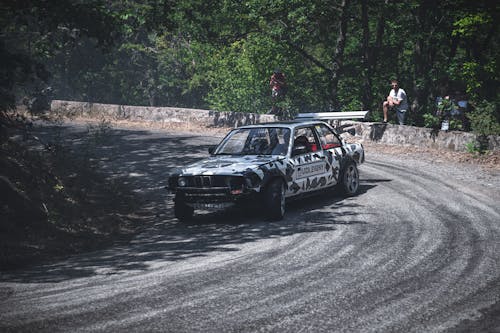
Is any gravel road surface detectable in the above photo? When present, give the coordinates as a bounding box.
[1,124,499,332]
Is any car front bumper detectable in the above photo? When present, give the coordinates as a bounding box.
[175,186,258,207]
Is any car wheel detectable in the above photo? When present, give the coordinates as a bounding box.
[174,193,194,221]
[339,161,359,196]
[264,178,285,221]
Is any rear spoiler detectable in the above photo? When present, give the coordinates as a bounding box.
[295,111,369,134]
[295,111,369,121]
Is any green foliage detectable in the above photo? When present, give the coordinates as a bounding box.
[467,100,500,136]
[1,0,499,132]
[461,62,482,98]
[204,37,271,113]
[465,141,485,155]
[452,13,492,37]
[465,134,492,154]
[436,98,456,116]
[449,119,463,131]
[424,97,467,131]
[424,115,465,132]
[0,0,117,111]
[423,113,440,128]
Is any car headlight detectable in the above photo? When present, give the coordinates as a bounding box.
[244,172,262,188]
[178,177,187,187]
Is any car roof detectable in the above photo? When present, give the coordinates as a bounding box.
[237,120,329,130]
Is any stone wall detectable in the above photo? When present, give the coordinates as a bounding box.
[51,100,499,152]
[50,100,276,128]
[348,122,499,152]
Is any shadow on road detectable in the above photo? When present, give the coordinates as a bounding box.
[1,124,386,283]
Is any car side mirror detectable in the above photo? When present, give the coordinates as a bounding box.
[292,145,308,156]
[208,146,216,154]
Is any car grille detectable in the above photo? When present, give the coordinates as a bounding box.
[183,175,244,188]
[177,176,247,203]
[194,176,217,187]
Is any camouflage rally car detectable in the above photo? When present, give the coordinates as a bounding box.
[167,113,366,221]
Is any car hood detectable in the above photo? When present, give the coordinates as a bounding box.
[180,155,285,176]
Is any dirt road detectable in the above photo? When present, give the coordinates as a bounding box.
[1,123,499,332]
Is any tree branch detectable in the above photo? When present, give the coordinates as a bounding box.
[284,40,332,74]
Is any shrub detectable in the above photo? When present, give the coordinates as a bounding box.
[423,113,440,128]
[467,100,500,136]
[465,100,500,153]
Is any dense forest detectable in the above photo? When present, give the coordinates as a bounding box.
[1,0,499,133]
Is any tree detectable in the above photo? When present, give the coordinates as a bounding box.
[4,0,496,132]
[359,0,388,113]
[0,0,116,112]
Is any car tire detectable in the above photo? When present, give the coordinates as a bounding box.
[174,193,194,222]
[264,178,286,221]
[338,160,359,196]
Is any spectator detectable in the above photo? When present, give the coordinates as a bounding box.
[270,69,287,100]
[382,79,408,125]
[269,69,287,115]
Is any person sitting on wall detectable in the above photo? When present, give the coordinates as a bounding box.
[382,79,408,125]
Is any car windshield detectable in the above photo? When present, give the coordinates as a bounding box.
[215,127,291,156]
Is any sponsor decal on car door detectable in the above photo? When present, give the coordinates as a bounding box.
[287,126,331,196]
[314,123,343,186]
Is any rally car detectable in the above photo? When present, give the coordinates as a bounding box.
[167,113,366,221]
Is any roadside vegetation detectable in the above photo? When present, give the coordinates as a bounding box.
[1,1,498,128]
[0,119,139,270]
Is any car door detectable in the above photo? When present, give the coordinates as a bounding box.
[286,126,331,196]
[314,123,343,186]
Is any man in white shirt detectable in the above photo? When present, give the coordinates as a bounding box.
[383,79,408,124]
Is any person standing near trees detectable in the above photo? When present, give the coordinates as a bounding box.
[270,68,287,99]
[382,79,408,124]
[269,69,287,114]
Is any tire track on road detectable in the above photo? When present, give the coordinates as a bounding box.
[1,127,499,332]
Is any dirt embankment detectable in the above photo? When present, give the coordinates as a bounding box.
[0,121,140,270]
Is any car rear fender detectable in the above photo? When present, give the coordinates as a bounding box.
[347,143,364,165]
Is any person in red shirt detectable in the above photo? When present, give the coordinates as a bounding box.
[270,69,287,100]
[269,69,287,115]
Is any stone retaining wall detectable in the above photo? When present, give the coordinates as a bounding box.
[348,122,499,152]
[51,100,499,152]
[51,100,276,128]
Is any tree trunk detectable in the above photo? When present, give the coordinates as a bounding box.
[360,0,387,112]
[372,0,388,74]
[329,0,350,111]
[411,0,434,120]
[360,0,371,111]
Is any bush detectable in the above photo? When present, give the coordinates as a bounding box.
[465,100,500,153]
[423,113,440,128]
[467,100,500,136]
